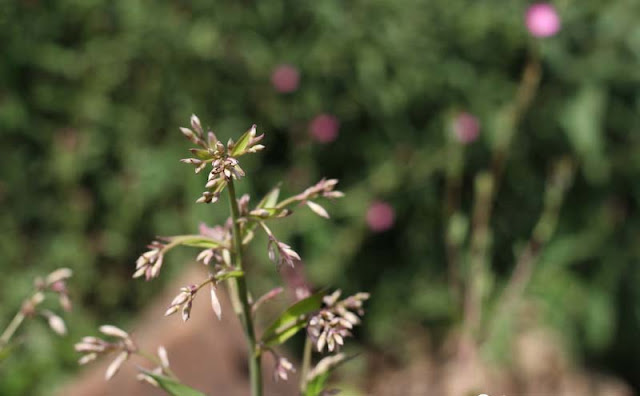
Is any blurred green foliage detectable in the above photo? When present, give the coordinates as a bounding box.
[1,0,640,394]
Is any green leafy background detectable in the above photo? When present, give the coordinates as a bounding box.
[1,0,640,394]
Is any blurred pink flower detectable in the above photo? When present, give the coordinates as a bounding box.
[309,114,340,143]
[525,3,561,38]
[453,112,480,144]
[271,64,300,93]
[366,201,395,232]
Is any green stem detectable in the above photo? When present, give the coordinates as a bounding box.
[227,179,262,396]
[299,336,313,394]
[0,311,25,346]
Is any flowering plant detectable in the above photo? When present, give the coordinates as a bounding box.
[76,115,369,396]
[0,268,72,359]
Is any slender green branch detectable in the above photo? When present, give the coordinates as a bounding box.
[227,179,263,396]
[0,311,26,346]
[299,336,313,393]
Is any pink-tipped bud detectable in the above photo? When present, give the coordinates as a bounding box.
[366,201,395,232]
[271,64,300,93]
[452,112,480,144]
[309,114,339,143]
[525,3,561,38]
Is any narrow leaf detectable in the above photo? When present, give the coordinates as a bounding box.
[215,270,244,282]
[263,320,308,347]
[230,124,255,157]
[189,148,211,160]
[248,208,291,220]
[169,235,224,249]
[257,186,281,209]
[304,372,330,396]
[261,290,324,346]
[139,370,207,396]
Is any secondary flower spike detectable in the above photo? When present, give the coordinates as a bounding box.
[525,3,561,38]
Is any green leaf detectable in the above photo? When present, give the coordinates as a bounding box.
[0,342,17,364]
[257,186,280,209]
[304,372,330,396]
[170,235,224,249]
[139,370,207,396]
[215,270,244,282]
[189,148,211,160]
[303,353,353,396]
[261,290,324,346]
[248,208,291,220]
[230,125,255,157]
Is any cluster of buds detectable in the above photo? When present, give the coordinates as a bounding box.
[164,275,222,322]
[164,284,198,322]
[299,178,344,200]
[197,222,232,266]
[40,268,73,312]
[133,240,167,280]
[307,290,370,353]
[179,115,264,204]
[74,325,137,380]
[267,238,301,268]
[272,354,295,382]
[16,268,74,338]
[260,222,301,268]
[296,179,344,218]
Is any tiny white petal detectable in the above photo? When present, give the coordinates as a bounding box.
[78,353,97,365]
[45,268,73,285]
[158,346,170,369]
[210,284,222,320]
[48,314,67,335]
[306,201,330,219]
[105,351,128,380]
[99,325,129,339]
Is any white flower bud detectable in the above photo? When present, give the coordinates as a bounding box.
[105,351,128,380]
[99,325,129,339]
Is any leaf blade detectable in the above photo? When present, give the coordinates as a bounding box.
[139,370,207,396]
[260,290,324,346]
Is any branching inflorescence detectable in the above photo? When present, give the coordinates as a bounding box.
[0,268,73,353]
[76,115,369,396]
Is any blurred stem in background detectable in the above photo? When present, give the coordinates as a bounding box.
[462,54,542,342]
[497,158,575,317]
[0,311,26,348]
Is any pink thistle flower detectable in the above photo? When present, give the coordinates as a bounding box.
[366,201,395,232]
[271,64,300,93]
[452,112,480,144]
[309,114,340,143]
[525,3,561,38]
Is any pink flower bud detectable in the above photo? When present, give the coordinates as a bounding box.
[525,3,561,38]
[271,64,300,93]
[366,201,395,232]
[309,114,340,143]
[452,112,480,144]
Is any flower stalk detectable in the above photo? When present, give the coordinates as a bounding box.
[75,115,368,396]
[227,178,263,396]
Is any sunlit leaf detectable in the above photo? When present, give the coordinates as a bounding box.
[261,290,324,346]
[230,125,255,157]
[257,186,281,209]
[139,370,206,396]
[168,235,224,249]
[248,208,291,220]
